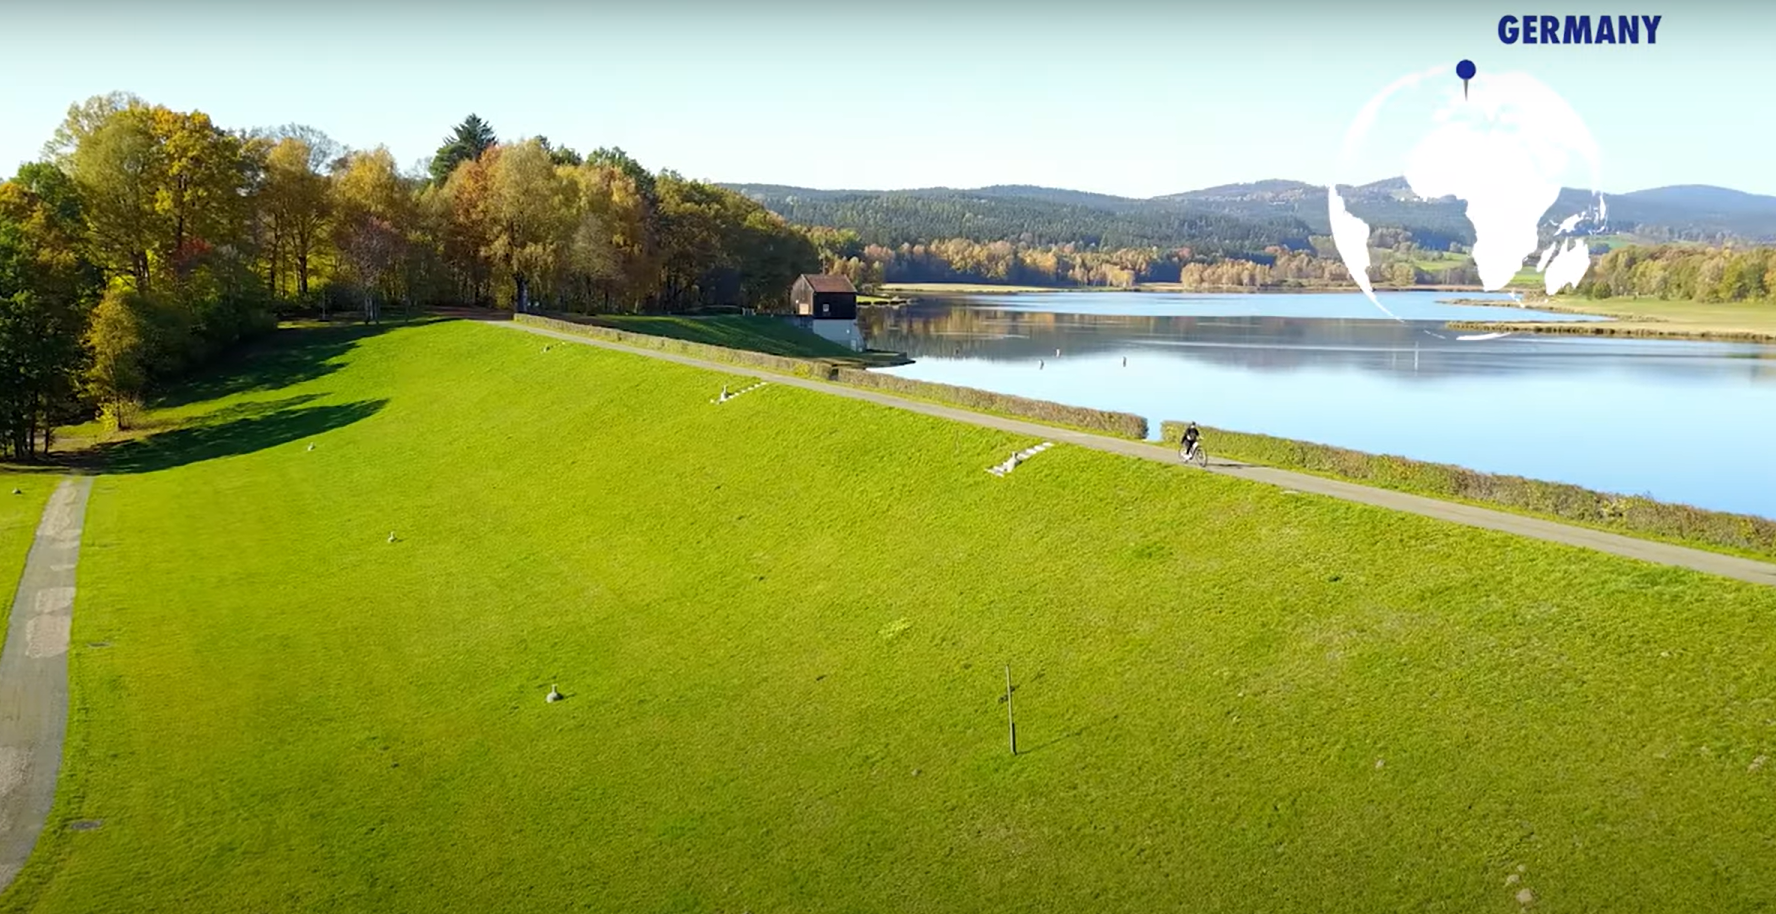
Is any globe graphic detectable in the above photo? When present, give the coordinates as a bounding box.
[1328,65,1608,300]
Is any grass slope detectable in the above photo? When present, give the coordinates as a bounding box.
[8,320,1776,913]
[585,314,861,358]
[0,472,57,648]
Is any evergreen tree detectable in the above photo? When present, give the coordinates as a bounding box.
[427,114,498,186]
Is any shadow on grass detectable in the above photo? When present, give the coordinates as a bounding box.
[89,399,389,474]
[1017,714,1119,756]
[152,322,406,410]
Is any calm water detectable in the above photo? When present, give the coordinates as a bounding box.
[861,291,1776,519]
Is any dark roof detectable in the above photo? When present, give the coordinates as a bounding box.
[797,274,857,294]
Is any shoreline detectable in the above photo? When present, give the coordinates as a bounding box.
[881,282,1517,296]
[873,288,1776,343]
[514,313,1775,560]
[1444,319,1776,343]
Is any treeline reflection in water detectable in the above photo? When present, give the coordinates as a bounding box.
[859,304,1776,384]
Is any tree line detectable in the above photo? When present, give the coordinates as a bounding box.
[1575,243,1776,302]
[804,228,1483,290]
[1,96,822,459]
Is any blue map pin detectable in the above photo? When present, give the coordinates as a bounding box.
[1457,59,1476,99]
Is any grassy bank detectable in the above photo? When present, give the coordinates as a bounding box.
[0,471,57,648]
[1448,296,1776,342]
[518,313,1148,440]
[7,318,1774,913]
[1160,421,1776,561]
[558,312,906,366]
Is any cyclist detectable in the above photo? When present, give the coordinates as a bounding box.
[1180,422,1202,462]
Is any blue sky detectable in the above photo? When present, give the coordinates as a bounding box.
[2,0,1769,197]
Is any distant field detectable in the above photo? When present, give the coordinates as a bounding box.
[0,471,57,651]
[1470,296,1776,340]
[1544,296,1776,329]
[7,319,1776,913]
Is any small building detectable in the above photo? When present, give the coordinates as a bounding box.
[790,274,858,320]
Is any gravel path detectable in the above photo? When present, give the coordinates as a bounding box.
[0,476,93,891]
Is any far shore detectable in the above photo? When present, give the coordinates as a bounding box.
[880,281,1526,296]
[872,285,1776,343]
[1442,295,1776,343]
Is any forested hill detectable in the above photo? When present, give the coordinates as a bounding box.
[724,179,1776,252]
[715,186,1314,255]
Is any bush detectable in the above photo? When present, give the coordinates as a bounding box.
[1159,421,1776,559]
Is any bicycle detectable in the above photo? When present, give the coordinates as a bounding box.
[1180,439,1208,468]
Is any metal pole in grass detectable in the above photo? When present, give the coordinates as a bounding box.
[1005,664,1017,755]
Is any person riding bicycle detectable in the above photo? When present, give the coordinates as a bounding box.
[1181,422,1202,461]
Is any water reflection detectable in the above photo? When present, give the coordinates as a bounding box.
[862,292,1776,518]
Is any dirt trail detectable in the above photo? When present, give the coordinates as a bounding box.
[0,476,93,891]
[508,320,1776,588]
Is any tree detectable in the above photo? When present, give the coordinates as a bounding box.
[83,289,151,429]
[147,108,252,277]
[262,136,332,297]
[586,147,655,202]
[68,102,161,290]
[258,124,341,174]
[565,158,653,311]
[722,194,819,310]
[43,91,143,162]
[481,140,572,313]
[537,136,583,168]
[428,114,497,186]
[332,147,411,322]
[653,173,729,309]
[439,154,497,305]
[0,164,99,457]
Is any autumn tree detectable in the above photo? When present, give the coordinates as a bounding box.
[332,147,411,322]
[653,172,728,309]
[67,101,161,290]
[83,289,162,429]
[480,140,572,313]
[259,127,337,297]
[147,108,252,277]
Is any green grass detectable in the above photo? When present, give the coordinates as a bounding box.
[579,314,875,360]
[8,319,1776,912]
[1543,296,1776,331]
[0,471,58,649]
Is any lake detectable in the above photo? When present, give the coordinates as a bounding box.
[860,291,1776,519]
